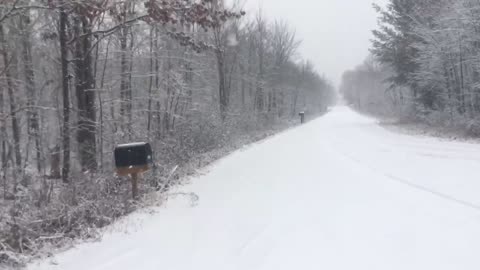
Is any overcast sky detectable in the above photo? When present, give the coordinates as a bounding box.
[239,0,386,88]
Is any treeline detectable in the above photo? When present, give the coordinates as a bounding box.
[0,0,334,265]
[342,0,480,133]
[340,56,394,117]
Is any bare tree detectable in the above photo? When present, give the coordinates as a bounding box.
[19,5,41,173]
[0,21,22,176]
[59,0,71,183]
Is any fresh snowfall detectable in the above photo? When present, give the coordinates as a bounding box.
[28,107,480,270]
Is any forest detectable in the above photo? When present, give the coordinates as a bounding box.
[341,0,480,136]
[0,0,335,266]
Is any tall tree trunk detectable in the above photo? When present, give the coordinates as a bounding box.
[163,44,172,134]
[147,26,155,137]
[119,2,135,137]
[216,49,228,121]
[19,9,42,173]
[154,31,161,139]
[256,43,265,113]
[128,29,135,127]
[247,41,254,110]
[239,63,246,110]
[59,1,71,183]
[119,26,127,125]
[98,37,111,171]
[0,74,7,198]
[74,16,97,172]
[0,23,22,174]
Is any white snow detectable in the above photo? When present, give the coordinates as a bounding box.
[28,106,480,270]
[116,142,148,148]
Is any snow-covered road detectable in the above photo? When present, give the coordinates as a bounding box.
[29,106,480,270]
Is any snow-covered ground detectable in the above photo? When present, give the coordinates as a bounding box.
[28,106,480,270]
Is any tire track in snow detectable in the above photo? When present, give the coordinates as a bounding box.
[329,141,480,212]
[382,171,480,212]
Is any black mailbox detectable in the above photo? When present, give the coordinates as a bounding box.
[114,142,153,169]
[299,112,305,124]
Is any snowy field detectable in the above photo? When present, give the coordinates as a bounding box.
[28,106,480,270]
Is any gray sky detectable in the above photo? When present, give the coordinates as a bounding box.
[240,0,386,88]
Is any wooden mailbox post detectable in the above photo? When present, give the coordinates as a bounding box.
[114,142,153,199]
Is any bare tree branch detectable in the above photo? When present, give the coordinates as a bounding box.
[0,0,51,24]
